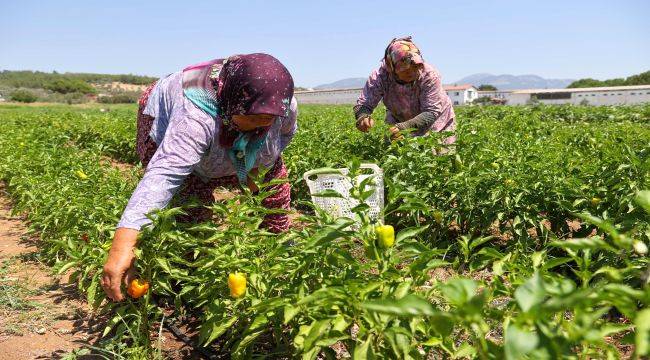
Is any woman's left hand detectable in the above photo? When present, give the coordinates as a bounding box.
[389,126,404,141]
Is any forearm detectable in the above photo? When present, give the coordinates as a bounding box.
[394,111,437,131]
[353,104,374,121]
[110,228,139,252]
[106,228,139,266]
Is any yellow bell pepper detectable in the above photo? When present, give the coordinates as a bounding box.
[228,272,247,298]
[375,225,395,249]
[75,170,88,180]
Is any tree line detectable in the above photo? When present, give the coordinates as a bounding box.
[568,70,650,88]
[0,70,157,94]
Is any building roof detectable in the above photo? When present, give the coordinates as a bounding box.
[512,84,650,94]
[477,90,514,94]
[443,84,476,91]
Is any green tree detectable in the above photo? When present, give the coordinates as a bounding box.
[568,70,650,88]
[9,89,38,103]
[478,84,497,91]
[44,78,96,94]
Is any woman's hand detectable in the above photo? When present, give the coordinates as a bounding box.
[389,126,404,141]
[101,228,139,301]
[356,116,375,132]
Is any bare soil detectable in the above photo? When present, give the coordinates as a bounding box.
[0,184,99,359]
[0,184,202,359]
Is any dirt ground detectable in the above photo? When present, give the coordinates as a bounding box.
[0,185,100,359]
[0,184,202,359]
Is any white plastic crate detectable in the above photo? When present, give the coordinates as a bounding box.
[303,163,384,223]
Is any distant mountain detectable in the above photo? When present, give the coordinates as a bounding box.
[314,77,367,90]
[455,73,575,90]
[314,73,576,91]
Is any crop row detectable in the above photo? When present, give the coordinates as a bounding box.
[0,104,648,358]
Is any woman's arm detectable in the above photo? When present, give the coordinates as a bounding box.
[102,113,214,301]
[118,114,214,230]
[354,68,385,127]
[101,228,139,301]
[394,68,453,133]
[393,111,438,131]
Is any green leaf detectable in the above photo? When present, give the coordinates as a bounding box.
[315,332,350,347]
[303,319,331,350]
[56,260,77,275]
[439,278,477,307]
[361,294,436,317]
[283,304,300,324]
[86,275,98,307]
[469,235,494,251]
[593,266,623,281]
[383,327,412,359]
[396,226,427,243]
[312,189,345,198]
[505,324,539,360]
[541,257,573,271]
[393,280,413,299]
[353,335,375,360]
[233,313,268,353]
[306,167,344,177]
[635,309,650,356]
[531,251,544,268]
[201,316,237,345]
[155,257,172,274]
[550,237,616,252]
[422,337,442,346]
[636,190,650,214]
[331,315,349,332]
[514,272,546,312]
[430,312,455,337]
[453,342,477,359]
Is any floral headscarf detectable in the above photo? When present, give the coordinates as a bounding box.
[181,54,294,184]
[384,36,424,75]
[182,53,294,146]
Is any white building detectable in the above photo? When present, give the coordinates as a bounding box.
[479,85,650,106]
[445,84,479,105]
[476,90,512,100]
[294,88,361,105]
[295,84,479,105]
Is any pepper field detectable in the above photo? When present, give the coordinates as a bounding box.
[0,103,649,359]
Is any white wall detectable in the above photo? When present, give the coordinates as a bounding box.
[506,93,532,105]
[446,90,463,105]
[466,89,479,103]
[501,88,650,105]
[446,88,478,105]
[477,91,511,99]
[294,86,650,106]
[570,89,650,105]
[295,88,361,104]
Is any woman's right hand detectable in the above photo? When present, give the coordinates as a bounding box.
[101,228,139,301]
[356,117,375,132]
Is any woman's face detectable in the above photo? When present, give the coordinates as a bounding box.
[395,63,422,83]
[231,114,276,131]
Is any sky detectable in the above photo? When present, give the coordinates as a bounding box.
[1,0,648,87]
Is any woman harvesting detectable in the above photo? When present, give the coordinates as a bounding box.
[102,53,297,301]
[354,36,456,144]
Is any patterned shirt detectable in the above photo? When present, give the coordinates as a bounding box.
[357,62,456,138]
[118,71,298,230]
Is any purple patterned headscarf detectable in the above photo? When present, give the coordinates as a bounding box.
[182,53,294,147]
[217,53,294,118]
